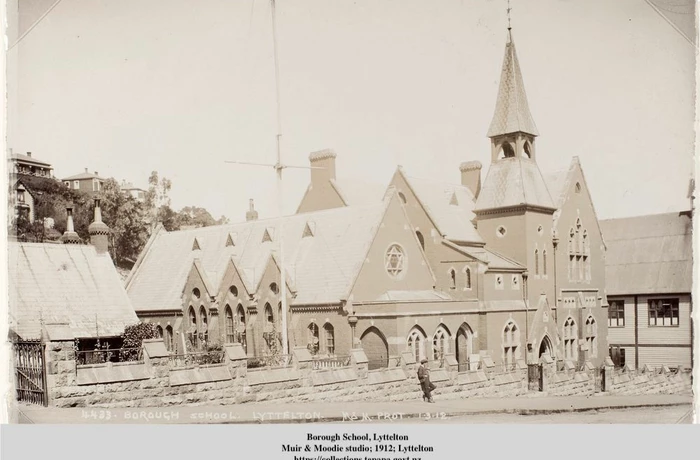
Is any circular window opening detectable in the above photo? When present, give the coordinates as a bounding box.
[269,282,279,295]
[230,285,238,297]
[192,288,201,299]
[385,244,406,278]
[398,192,407,204]
[497,226,507,237]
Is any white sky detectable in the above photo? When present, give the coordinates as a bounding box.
[5,0,696,221]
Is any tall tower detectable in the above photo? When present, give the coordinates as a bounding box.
[475,28,556,309]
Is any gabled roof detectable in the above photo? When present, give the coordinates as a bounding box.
[445,241,525,272]
[330,178,387,207]
[600,212,693,295]
[126,201,390,311]
[8,243,139,340]
[398,168,484,245]
[487,31,539,138]
[474,157,555,212]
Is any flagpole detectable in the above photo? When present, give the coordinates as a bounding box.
[270,0,289,355]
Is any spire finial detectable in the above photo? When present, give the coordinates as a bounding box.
[507,0,512,31]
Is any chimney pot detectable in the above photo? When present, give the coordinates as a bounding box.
[94,171,98,176]
[459,161,482,199]
[309,148,337,186]
[26,152,31,157]
[246,199,258,221]
[84,168,88,173]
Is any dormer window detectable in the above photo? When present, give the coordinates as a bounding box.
[262,228,273,243]
[302,222,315,238]
[192,237,201,251]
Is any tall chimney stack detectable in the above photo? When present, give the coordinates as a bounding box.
[459,161,482,199]
[26,152,31,158]
[89,199,110,254]
[59,206,81,244]
[309,149,336,187]
[246,199,258,221]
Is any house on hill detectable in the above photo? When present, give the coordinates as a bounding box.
[601,212,693,369]
[62,168,105,195]
[9,151,54,178]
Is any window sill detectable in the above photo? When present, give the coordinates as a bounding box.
[647,324,680,328]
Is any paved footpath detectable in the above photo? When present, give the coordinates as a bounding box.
[14,394,694,424]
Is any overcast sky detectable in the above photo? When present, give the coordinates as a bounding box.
[5,0,696,222]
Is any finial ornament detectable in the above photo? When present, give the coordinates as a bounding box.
[507,0,512,31]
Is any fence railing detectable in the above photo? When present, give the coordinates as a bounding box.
[76,348,143,366]
[246,354,293,370]
[312,355,351,370]
[169,350,226,368]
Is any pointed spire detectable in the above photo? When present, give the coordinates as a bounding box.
[487,30,539,138]
[89,199,110,254]
[60,205,81,244]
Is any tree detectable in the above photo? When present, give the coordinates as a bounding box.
[145,171,172,230]
[176,206,228,229]
[98,178,149,264]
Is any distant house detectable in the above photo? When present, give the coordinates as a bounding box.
[601,212,693,369]
[120,180,147,202]
[8,202,139,345]
[62,168,105,195]
[10,178,37,223]
[9,151,54,178]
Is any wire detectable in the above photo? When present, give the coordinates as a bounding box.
[8,0,65,51]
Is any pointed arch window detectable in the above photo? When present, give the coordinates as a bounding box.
[308,323,320,355]
[188,307,198,350]
[534,249,539,276]
[407,328,426,363]
[432,326,450,360]
[563,317,577,361]
[503,320,521,370]
[199,306,208,348]
[236,304,247,352]
[156,325,163,338]
[449,269,456,290]
[585,316,598,359]
[542,249,547,276]
[324,323,335,355]
[165,326,173,352]
[416,231,425,250]
[465,267,472,289]
[225,305,235,344]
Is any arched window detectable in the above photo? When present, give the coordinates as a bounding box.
[449,269,456,290]
[523,140,532,158]
[308,323,319,354]
[583,230,589,254]
[498,142,515,159]
[575,182,581,193]
[585,316,598,359]
[563,317,577,361]
[543,249,547,276]
[432,326,450,360]
[236,304,247,352]
[229,285,238,297]
[199,306,208,348]
[568,228,575,253]
[465,267,472,289]
[165,326,173,352]
[503,320,521,370]
[265,303,273,325]
[269,282,279,295]
[324,323,335,355]
[534,249,539,275]
[188,306,197,349]
[416,231,425,250]
[156,325,163,338]
[225,305,235,343]
[407,327,426,363]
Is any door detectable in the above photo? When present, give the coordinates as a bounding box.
[360,327,388,370]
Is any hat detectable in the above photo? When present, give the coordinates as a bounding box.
[420,358,428,364]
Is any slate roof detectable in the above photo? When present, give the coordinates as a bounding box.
[487,31,539,137]
[475,157,555,212]
[374,290,452,302]
[330,178,387,207]
[126,201,391,312]
[600,212,693,295]
[62,171,103,181]
[400,170,484,245]
[8,243,139,340]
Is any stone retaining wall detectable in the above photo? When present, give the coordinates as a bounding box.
[41,336,692,408]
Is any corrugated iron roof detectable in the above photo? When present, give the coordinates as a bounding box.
[600,212,693,295]
[487,31,539,138]
[8,243,139,340]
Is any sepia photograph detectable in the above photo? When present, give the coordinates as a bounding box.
[1,0,697,446]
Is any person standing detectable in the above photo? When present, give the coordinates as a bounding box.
[417,358,435,402]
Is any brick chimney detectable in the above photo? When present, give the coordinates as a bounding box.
[459,161,482,199]
[26,151,31,158]
[89,199,110,254]
[309,149,336,187]
[246,199,258,221]
[59,205,81,244]
[84,167,88,173]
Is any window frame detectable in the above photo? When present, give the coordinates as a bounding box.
[608,300,625,327]
[648,298,680,327]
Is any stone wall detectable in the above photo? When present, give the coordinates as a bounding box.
[41,337,693,409]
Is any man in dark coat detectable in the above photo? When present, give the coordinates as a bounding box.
[417,358,435,402]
